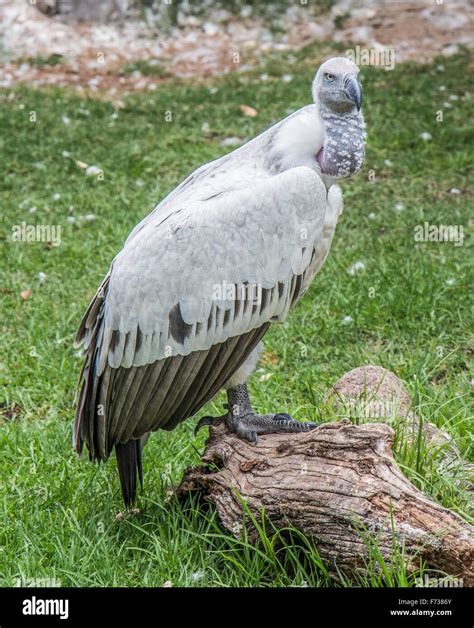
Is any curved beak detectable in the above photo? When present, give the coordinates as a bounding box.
[344,75,362,111]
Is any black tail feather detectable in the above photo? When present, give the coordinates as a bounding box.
[115,440,143,507]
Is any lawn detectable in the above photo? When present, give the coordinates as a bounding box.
[0,44,472,587]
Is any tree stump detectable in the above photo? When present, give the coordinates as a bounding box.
[178,367,474,584]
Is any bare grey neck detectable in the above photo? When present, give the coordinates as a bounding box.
[318,106,365,178]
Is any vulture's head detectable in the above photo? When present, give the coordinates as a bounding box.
[312,57,362,114]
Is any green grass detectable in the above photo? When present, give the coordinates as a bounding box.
[120,59,171,78]
[0,44,472,587]
[15,53,65,67]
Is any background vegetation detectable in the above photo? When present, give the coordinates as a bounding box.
[0,44,472,586]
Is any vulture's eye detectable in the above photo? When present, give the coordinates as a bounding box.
[324,73,336,83]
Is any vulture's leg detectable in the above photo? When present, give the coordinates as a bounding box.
[224,383,318,444]
[195,343,318,443]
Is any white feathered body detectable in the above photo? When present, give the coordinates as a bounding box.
[97,106,341,368]
[75,104,344,457]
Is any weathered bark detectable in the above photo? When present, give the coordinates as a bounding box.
[178,368,474,584]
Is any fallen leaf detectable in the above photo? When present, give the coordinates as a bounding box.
[239,104,258,117]
[20,289,32,300]
[261,351,279,366]
[0,402,22,421]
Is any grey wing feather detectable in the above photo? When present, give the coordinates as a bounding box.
[103,166,326,365]
[74,166,330,461]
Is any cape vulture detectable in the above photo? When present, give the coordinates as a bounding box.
[74,57,366,506]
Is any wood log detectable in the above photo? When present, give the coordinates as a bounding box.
[178,369,474,584]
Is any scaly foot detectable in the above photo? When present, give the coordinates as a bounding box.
[229,411,318,443]
[194,383,318,444]
[195,411,317,444]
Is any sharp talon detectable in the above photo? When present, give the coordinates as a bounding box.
[194,415,215,436]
